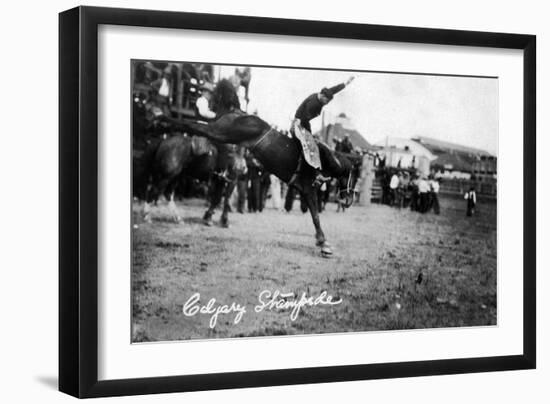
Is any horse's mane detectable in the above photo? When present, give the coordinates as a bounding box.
[213,79,241,114]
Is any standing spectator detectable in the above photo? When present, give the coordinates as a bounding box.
[236,171,248,214]
[395,171,406,208]
[235,67,252,106]
[418,176,430,213]
[284,186,298,212]
[389,172,400,206]
[373,153,380,167]
[430,177,440,214]
[410,174,420,211]
[150,68,172,116]
[465,186,477,217]
[399,171,411,208]
[259,171,272,212]
[247,155,265,212]
[268,174,282,210]
[195,82,216,120]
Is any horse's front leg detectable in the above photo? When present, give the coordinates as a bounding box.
[303,184,333,258]
[220,180,237,228]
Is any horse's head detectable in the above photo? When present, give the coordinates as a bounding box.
[316,142,363,207]
[212,78,241,115]
[333,152,363,208]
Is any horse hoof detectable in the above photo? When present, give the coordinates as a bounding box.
[204,219,213,227]
[221,222,229,228]
[316,240,331,248]
[319,241,333,258]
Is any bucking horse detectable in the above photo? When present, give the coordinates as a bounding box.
[173,112,362,258]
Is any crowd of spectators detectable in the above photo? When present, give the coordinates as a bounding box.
[383,170,441,214]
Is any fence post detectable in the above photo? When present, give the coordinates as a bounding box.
[359,155,374,206]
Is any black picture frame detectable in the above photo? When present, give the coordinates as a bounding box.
[59,5,536,398]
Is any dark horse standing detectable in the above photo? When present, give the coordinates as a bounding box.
[138,135,246,227]
[137,79,247,227]
[175,112,361,257]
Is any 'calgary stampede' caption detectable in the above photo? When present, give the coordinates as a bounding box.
[182,290,343,328]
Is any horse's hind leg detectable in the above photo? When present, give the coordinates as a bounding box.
[144,176,174,223]
[220,180,237,228]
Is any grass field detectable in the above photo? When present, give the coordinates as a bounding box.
[131,195,497,342]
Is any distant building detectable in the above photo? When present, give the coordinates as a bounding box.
[315,113,372,151]
[373,137,436,176]
[412,136,497,181]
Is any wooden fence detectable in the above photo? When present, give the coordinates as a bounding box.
[369,177,496,203]
[439,179,496,200]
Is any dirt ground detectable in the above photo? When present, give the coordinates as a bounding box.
[131,195,497,342]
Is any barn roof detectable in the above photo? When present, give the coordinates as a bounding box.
[412,136,494,158]
[373,137,437,161]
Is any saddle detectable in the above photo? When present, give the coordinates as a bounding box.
[292,120,322,169]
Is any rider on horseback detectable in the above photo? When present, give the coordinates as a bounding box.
[289,76,355,191]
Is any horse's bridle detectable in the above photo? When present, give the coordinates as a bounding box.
[338,170,358,208]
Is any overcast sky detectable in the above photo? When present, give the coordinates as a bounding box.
[218,65,498,155]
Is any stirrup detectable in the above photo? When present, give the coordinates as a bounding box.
[313,174,330,187]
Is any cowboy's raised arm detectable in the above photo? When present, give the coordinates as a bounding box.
[328,76,355,95]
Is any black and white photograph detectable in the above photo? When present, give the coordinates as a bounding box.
[131,60,498,342]
[1,0,545,401]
